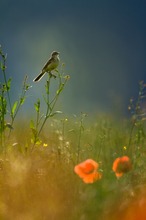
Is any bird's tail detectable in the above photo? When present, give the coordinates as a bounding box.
[33,72,45,82]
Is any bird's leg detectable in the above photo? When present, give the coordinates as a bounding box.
[49,72,56,78]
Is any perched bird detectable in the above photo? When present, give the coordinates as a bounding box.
[33,51,60,82]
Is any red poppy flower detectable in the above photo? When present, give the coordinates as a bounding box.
[112,156,132,177]
[74,159,102,183]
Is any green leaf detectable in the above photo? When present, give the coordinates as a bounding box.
[25,84,31,91]
[2,84,7,92]
[56,84,64,95]
[0,62,6,71]
[7,78,12,91]
[31,138,42,145]
[20,97,25,105]
[12,101,18,115]
[34,99,40,112]
[30,120,35,130]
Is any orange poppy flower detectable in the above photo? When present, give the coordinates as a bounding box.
[112,156,132,177]
[74,159,102,183]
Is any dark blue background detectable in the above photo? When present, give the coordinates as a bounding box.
[0,0,146,116]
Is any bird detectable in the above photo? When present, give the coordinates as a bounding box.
[33,51,60,82]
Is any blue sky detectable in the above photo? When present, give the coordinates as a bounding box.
[0,0,146,116]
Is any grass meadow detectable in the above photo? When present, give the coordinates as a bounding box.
[1,45,146,219]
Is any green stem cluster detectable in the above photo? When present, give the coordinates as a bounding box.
[0,45,30,150]
[30,70,70,151]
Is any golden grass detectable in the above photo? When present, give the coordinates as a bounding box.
[0,115,146,219]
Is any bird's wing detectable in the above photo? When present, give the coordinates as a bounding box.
[42,57,54,71]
